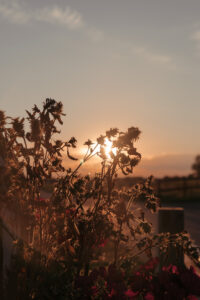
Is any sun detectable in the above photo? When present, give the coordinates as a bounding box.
[80,137,117,160]
[104,138,117,159]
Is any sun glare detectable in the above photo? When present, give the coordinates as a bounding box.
[104,138,117,159]
[80,137,117,160]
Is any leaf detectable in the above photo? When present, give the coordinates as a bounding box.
[97,135,105,145]
[140,221,152,234]
[68,137,77,148]
[26,110,33,119]
[84,139,93,147]
[106,128,119,138]
[32,104,40,113]
[67,148,78,161]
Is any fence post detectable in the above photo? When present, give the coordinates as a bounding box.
[158,207,184,267]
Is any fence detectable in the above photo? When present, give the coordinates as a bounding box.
[155,177,200,199]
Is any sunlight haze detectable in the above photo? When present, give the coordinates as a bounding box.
[0,0,200,176]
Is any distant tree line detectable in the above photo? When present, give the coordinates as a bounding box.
[192,155,200,178]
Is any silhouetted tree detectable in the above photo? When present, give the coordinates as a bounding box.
[192,155,200,177]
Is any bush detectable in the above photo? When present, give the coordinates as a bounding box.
[0,99,199,299]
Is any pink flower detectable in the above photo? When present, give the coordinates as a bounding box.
[145,292,155,300]
[187,295,198,300]
[39,197,47,202]
[91,286,97,296]
[135,271,141,276]
[124,289,139,298]
[109,288,116,297]
[171,265,179,274]
[98,239,108,248]
[140,257,159,272]
[162,264,172,272]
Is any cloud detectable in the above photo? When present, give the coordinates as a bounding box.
[0,1,83,29]
[0,1,30,24]
[36,6,83,29]
[132,46,175,69]
[0,1,105,43]
[0,1,104,42]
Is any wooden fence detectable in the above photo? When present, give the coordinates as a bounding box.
[155,177,200,199]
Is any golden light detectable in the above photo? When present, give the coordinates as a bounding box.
[79,137,117,160]
[104,138,117,159]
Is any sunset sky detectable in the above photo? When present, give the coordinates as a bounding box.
[1,0,200,177]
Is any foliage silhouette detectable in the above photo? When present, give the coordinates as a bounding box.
[0,99,199,299]
[192,155,200,178]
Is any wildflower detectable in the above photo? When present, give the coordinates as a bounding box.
[144,292,155,300]
[39,197,47,202]
[171,265,179,274]
[84,139,93,147]
[187,296,198,300]
[97,135,105,145]
[108,288,116,297]
[124,289,139,298]
[141,257,159,272]
[98,239,108,248]
[91,285,97,296]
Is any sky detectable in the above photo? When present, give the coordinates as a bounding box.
[0,0,200,177]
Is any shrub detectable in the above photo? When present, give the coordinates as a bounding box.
[0,99,199,299]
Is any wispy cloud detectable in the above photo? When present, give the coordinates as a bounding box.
[0,1,29,24]
[36,6,83,29]
[0,0,104,42]
[132,46,175,69]
[0,0,170,63]
[0,1,83,29]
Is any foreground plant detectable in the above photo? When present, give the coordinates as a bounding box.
[0,99,199,299]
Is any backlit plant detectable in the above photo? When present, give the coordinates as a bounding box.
[0,99,199,299]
